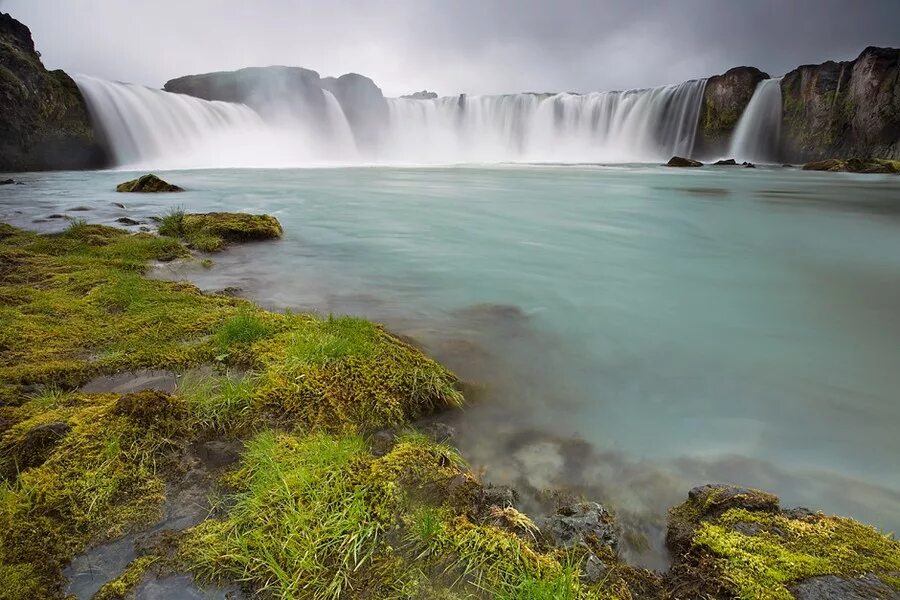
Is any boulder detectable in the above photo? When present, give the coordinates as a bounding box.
[1,178,15,184]
[116,174,184,193]
[115,217,142,225]
[538,501,619,551]
[666,156,703,167]
[0,13,107,171]
[713,158,737,165]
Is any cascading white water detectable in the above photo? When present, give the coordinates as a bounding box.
[77,74,710,168]
[728,78,783,163]
[75,75,357,169]
[383,80,707,163]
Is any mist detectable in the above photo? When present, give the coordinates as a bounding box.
[3,0,899,96]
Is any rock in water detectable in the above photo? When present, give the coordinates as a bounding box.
[538,501,619,551]
[713,158,738,165]
[666,156,704,167]
[116,174,184,192]
[802,158,900,174]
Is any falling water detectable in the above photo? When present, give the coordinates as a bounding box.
[728,77,783,163]
[382,80,707,163]
[75,75,357,169]
[77,75,710,167]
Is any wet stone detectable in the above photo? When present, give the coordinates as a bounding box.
[79,369,178,394]
[538,501,619,551]
[790,574,899,600]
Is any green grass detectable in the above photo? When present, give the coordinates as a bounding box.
[157,206,185,238]
[183,431,384,600]
[215,310,274,351]
[177,372,258,432]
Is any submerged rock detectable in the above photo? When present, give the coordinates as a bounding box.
[538,500,619,551]
[116,216,142,226]
[0,178,15,185]
[666,156,704,167]
[802,158,900,174]
[116,174,184,193]
[742,161,757,168]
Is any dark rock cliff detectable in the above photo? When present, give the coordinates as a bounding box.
[0,13,106,172]
[781,46,900,162]
[320,73,389,150]
[694,67,770,159]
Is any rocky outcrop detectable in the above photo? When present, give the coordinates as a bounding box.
[666,484,900,600]
[694,67,769,159]
[781,46,900,162]
[165,66,389,150]
[802,158,900,173]
[320,72,389,149]
[0,13,107,171]
[401,90,438,100]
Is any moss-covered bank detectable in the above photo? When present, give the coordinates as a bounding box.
[1,218,897,600]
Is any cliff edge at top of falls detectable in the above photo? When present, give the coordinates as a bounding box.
[781,46,900,162]
[693,66,770,159]
[0,13,107,172]
[164,66,389,149]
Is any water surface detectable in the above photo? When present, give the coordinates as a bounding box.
[3,164,899,566]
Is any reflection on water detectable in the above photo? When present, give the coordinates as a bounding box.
[3,165,900,567]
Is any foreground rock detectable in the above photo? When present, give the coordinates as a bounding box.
[158,211,283,251]
[802,158,900,174]
[116,174,184,193]
[0,13,106,171]
[666,156,703,167]
[666,484,900,599]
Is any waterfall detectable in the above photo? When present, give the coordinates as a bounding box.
[728,78,783,163]
[75,75,356,169]
[77,75,710,168]
[381,79,707,163]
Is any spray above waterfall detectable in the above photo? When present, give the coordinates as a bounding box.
[77,75,716,168]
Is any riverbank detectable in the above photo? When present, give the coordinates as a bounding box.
[1,216,897,599]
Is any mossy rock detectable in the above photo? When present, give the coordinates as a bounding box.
[116,174,184,193]
[802,158,900,174]
[157,211,283,252]
[666,484,900,599]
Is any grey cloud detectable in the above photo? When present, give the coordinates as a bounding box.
[2,0,898,96]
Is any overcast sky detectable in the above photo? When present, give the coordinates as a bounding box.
[2,0,898,97]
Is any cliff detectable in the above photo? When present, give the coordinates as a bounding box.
[165,66,388,151]
[0,13,106,171]
[694,66,770,159]
[781,46,900,162]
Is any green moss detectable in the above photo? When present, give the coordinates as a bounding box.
[693,509,900,599]
[92,554,159,600]
[156,210,282,252]
[0,220,465,595]
[0,393,167,595]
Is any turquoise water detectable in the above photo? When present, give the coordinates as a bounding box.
[3,165,899,564]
